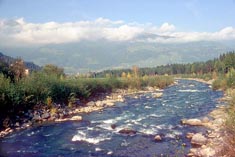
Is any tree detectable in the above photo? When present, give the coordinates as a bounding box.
[0,60,10,76]
[10,58,26,82]
[132,65,139,77]
[43,64,65,77]
[121,72,127,78]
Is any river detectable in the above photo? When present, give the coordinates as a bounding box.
[0,79,224,157]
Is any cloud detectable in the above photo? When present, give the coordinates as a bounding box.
[159,23,175,32]
[0,17,234,46]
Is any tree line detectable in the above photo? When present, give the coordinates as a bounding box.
[95,51,235,77]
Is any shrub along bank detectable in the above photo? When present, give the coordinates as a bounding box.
[0,71,173,130]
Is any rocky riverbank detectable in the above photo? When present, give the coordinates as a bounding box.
[183,105,227,157]
[180,78,229,157]
[0,91,124,138]
[162,78,230,156]
[0,86,164,138]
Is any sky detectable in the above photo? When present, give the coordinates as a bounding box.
[0,0,235,46]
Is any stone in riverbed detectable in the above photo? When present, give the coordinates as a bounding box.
[118,128,137,135]
[202,117,210,123]
[22,121,32,128]
[152,92,163,98]
[70,116,82,121]
[111,124,117,129]
[15,122,20,127]
[186,132,195,139]
[87,101,95,107]
[154,135,162,142]
[191,133,207,146]
[188,147,216,157]
[181,118,203,126]
[33,114,41,121]
[95,101,104,107]
[41,112,50,119]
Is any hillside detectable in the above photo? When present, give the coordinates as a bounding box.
[0,52,41,71]
[1,40,234,74]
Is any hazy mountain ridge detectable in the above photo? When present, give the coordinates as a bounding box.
[1,40,234,74]
[0,52,41,71]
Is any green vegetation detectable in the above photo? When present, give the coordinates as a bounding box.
[2,51,235,156]
[97,51,235,77]
[219,90,235,156]
[0,57,173,129]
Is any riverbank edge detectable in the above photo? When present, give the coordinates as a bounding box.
[180,78,229,157]
[0,86,165,138]
[1,79,226,156]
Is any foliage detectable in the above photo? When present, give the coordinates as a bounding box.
[43,64,65,77]
[220,90,235,156]
[0,68,173,128]
[96,51,235,77]
[212,68,235,90]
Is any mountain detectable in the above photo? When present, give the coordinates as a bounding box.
[0,52,41,71]
[1,40,234,74]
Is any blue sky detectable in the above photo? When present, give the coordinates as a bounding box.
[0,0,234,47]
[0,0,235,32]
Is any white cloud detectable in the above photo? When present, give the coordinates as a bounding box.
[0,17,234,46]
[159,23,175,32]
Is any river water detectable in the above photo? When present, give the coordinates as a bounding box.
[0,79,224,157]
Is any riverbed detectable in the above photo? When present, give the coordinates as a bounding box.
[0,79,224,157]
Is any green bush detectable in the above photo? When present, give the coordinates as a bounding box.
[220,91,235,156]
[0,71,174,129]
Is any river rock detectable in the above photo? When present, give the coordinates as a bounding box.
[199,147,216,157]
[111,124,117,129]
[22,121,32,128]
[181,118,203,126]
[3,117,11,128]
[33,114,41,121]
[70,116,82,121]
[87,101,95,107]
[118,128,137,135]
[202,117,210,123]
[186,132,195,139]
[15,122,20,127]
[117,95,124,102]
[95,101,104,107]
[41,112,50,119]
[59,113,65,119]
[152,92,163,98]
[191,133,207,146]
[154,135,162,142]
[188,147,216,157]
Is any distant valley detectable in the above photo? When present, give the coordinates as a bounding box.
[1,40,234,74]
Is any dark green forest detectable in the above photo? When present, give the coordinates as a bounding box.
[96,51,235,77]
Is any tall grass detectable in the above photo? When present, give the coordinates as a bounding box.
[220,90,235,156]
[0,72,173,129]
[212,68,235,90]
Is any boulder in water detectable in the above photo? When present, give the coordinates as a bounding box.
[118,128,137,135]
[152,92,163,98]
[154,135,162,142]
[111,124,117,129]
[181,118,203,126]
[70,116,82,121]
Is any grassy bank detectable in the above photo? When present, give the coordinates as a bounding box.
[0,72,173,129]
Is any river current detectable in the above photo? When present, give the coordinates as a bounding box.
[0,79,224,157]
